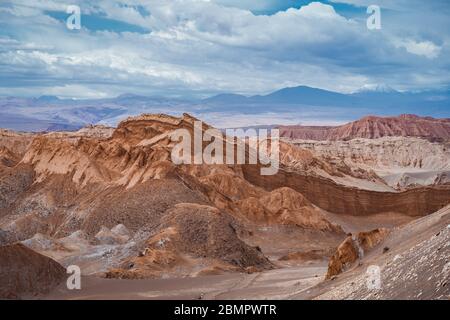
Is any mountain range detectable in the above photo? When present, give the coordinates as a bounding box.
[0,86,449,132]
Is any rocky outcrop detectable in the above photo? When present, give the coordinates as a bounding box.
[0,243,66,299]
[326,228,389,279]
[316,206,450,300]
[326,236,360,279]
[279,114,450,141]
[357,228,390,252]
[105,204,272,279]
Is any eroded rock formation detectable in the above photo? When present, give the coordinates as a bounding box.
[279,114,450,141]
[326,228,389,279]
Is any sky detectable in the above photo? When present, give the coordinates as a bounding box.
[0,0,450,99]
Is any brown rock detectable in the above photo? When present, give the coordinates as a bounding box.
[105,203,273,279]
[0,243,65,299]
[326,236,359,279]
[326,228,390,279]
[357,228,390,252]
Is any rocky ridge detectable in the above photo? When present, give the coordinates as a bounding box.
[279,114,450,141]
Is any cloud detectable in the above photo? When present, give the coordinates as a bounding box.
[209,0,298,13]
[43,84,109,99]
[0,0,449,98]
[395,39,442,59]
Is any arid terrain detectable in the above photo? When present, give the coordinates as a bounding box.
[0,113,449,300]
[279,114,450,141]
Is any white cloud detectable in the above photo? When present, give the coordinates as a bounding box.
[1,0,449,97]
[395,39,442,59]
[43,84,109,99]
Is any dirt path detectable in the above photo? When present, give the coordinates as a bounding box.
[44,264,327,300]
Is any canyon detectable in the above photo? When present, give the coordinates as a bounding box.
[0,113,449,299]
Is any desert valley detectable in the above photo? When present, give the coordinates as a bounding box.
[0,113,449,300]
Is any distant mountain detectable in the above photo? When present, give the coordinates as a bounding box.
[0,94,193,131]
[205,86,355,107]
[34,95,60,102]
[251,86,353,106]
[0,86,449,131]
[0,113,82,132]
[202,93,248,104]
[279,114,450,141]
[205,85,450,113]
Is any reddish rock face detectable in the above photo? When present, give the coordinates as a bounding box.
[326,236,359,279]
[279,114,450,141]
[326,228,389,279]
[357,228,390,252]
[243,164,450,217]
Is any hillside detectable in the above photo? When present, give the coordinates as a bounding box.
[279,114,450,141]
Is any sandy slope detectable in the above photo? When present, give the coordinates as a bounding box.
[44,264,327,300]
[0,243,65,299]
[297,205,450,300]
[43,205,449,300]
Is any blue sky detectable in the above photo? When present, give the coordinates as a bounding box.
[1,0,449,99]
